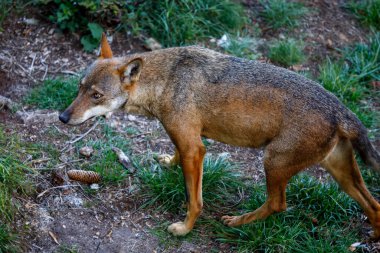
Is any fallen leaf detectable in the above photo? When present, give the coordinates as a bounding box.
[79,146,94,158]
[326,39,333,49]
[112,147,134,173]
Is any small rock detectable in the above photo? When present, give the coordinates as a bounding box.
[127,115,137,121]
[217,34,230,48]
[349,242,362,252]
[338,33,349,42]
[144,37,163,51]
[279,33,286,40]
[23,18,39,25]
[79,146,94,158]
[38,208,54,232]
[90,184,100,190]
[64,196,83,207]
[218,152,231,160]
[326,39,333,49]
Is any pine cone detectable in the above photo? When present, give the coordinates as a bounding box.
[67,170,101,184]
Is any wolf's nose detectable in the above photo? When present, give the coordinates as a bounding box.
[59,111,70,124]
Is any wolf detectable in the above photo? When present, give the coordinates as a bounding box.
[59,34,380,237]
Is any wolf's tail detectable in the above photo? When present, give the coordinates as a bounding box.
[351,129,380,172]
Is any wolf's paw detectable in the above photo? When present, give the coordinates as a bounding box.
[221,215,241,227]
[156,154,176,167]
[167,222,191,236]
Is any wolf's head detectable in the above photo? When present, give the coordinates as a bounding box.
[59,34,143,125]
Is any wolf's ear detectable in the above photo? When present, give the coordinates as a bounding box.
[117,58,143,86]
[98,33,113,59]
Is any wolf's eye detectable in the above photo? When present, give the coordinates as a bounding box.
[92,93,102,99]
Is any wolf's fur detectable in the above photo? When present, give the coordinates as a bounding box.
[60,34,380,238]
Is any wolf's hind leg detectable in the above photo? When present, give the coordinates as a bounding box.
[321,138,380,239]
[221,167,292,226]
[221,151,305,227]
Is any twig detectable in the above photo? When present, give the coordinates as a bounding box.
[67,120,99,145]
[55,159,84,167]
[28,158,51,165]
[48,231,60,245]
[29,53,36,75]
[95,242,101,253]
[32,244,43,250]
[53,125,72,138]
[42,64,48,81]
[37,185,81,198]
[129,131,152,138]
[61,70,80,76]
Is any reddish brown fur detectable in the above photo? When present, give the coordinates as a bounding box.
[60,35,380,238]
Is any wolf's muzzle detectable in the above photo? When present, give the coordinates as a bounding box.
[59,110,71,124]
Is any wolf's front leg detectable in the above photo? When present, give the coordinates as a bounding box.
[167,142,206,236]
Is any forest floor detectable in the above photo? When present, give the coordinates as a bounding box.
[0,1,379,252]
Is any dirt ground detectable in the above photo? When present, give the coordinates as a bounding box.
[0,1,379,252]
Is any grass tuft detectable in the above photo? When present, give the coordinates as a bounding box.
[220,34,262,60]
[347,0,380,30]
[25,76,79,111]
[319,33,380,128]
[259,0,309,29]
[268,39,305,67]
[0,225,18,253]
[137,154,243,212]
[211,174,361,252]
[77,121,131,184]
[0,126,38,252]
[123,0,247,47]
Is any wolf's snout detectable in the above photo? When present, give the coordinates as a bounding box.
[59,110,71,124]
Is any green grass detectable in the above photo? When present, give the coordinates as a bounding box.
[347,0,380,30]
[221,35,262,60]
[319,33,380,129]
[25,76,79,111]
[123,0,247,47]
[55,244,80,253]
[0,131,34,222]
[0,0,12,31]
[77,120,132,184]
[0,225,19,253]
[0,126,38,252]
[137,154,243,212]
[259,0,309,29]
[268,39,305,67]
[211,174,362,252]
[0,0,30,32]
